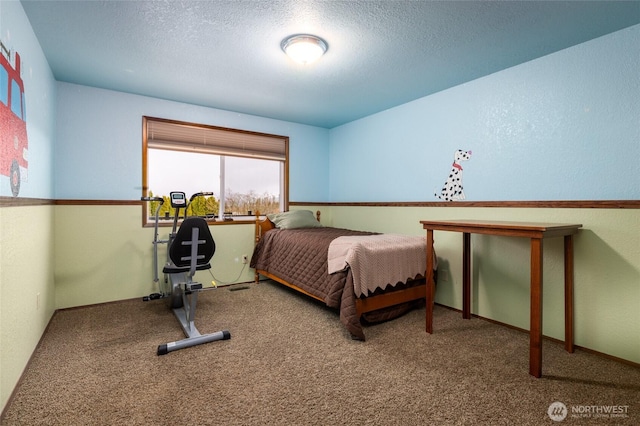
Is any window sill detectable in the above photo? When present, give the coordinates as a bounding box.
[143,216,263,228]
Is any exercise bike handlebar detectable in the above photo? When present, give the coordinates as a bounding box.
[140,193,210,206]
[188,191,213,202]
[141,196,164,203]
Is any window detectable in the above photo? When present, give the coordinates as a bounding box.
[11,79,22,119]
[142,116,288,225]
[0,67,7,105]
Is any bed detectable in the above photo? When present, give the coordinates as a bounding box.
[250,210,437,340]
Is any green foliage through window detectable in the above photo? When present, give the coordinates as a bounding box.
[147,190,279,220]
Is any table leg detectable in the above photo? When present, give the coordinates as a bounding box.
[426,229,435,334]
[564,235,575,353]
[530,238,543,378]
[462,232,471,319]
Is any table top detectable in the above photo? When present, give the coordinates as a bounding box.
[420,219,582,238]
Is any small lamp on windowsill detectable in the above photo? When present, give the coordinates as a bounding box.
[281,34,328,65]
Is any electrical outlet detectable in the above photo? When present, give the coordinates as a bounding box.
[37,292,41,310]
[242,254,248,264]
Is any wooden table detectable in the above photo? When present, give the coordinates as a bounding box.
[420,220,582,378]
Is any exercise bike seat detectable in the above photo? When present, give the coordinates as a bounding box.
[162,217,215,275]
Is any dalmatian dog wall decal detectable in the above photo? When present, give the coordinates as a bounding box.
[435,149,472,201]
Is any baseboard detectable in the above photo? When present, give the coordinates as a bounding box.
[435,303,640,369]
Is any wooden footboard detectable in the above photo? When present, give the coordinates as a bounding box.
[259,265,427,320]
[257,267,427,317]
[354,280,426,317]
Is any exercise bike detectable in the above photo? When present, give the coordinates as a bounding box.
[141,191,230,355]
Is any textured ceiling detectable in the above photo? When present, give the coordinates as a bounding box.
[21,0,640,128]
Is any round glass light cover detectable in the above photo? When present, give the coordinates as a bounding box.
[282,35,327,64]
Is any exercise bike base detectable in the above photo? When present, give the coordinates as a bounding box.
[157,330,231,355]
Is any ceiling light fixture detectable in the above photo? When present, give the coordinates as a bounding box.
[281,34,327,65]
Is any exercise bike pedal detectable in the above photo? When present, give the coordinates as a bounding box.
[143,293,163,302]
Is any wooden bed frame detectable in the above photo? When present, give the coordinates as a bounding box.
[253,211,429,318]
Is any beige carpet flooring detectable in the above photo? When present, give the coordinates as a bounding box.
[2,280,639,425]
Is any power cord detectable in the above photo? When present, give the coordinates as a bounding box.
[207,263,248,286]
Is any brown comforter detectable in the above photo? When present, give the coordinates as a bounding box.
[250,227,422,340]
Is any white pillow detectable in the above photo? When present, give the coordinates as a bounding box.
[267,210,322,229]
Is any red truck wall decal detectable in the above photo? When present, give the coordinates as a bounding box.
[1,41,28,197]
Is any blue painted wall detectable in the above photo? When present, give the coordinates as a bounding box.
[329,25,640,202]
[0,1,56,198]
[55,83,330,201]
[7,10,638,204]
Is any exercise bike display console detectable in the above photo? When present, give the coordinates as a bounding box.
[169,191,186,208]
[141,191,230,355]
